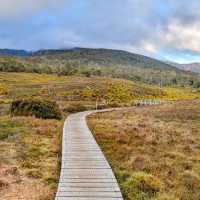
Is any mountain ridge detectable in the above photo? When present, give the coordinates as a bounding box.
[0,49,32,56]
[0,47,180,70]
[0,47,199,88]
[0,47,193,72]
[166,61,200,74]
[32,47,182,71]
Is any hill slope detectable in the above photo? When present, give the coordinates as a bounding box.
[33,48,176,70]
[167,61,200,74]
[0,48,200,88]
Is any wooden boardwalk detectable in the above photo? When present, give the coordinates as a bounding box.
[55,111,123,200]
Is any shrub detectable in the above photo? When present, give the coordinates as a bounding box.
[26,170,43,179]
[155,194,179,200]
[63,103,87,113]
[45,177,57,185]
[0,86,8,95]
[115,170,131,183]
[10,98,62,120]
[179,171,200,200]
[96,104,108,110]
[123,172,162,200]
[106,83,133,106]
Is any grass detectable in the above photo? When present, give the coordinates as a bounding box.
[163,87,200,100]
[0,72,199,108]
[0,116,63,200]
[0,72,200,199]
[87,100,200,200]
[0,116,28,140]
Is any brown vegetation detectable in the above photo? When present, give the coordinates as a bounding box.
[88,100,200,200]
[0,116,63,200]
[0,72,199,199]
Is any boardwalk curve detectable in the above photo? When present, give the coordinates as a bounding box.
[55,110,123,200]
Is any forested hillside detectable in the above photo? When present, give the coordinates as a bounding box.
[0,48,200,88]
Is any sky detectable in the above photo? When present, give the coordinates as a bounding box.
[0,0,200,63]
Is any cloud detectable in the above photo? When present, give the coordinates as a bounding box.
[0,0,200,62]
[164,20,200,53]
[137,18,200,57]
[118,0,200,57]
[0,0,65,19]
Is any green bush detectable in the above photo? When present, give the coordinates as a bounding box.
[10,98,62,120]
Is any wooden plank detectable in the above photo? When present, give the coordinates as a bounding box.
[56,198,123,200]
[56,191,122,197]
[55,111,123,200]
[60,171,114,177]
[60,175,115,179]
[59,178,117,183]
[58,182,119,188]
[58,187,120,192]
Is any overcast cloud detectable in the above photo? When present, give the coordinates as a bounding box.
[0,0,66,18]
[0,0,200,63]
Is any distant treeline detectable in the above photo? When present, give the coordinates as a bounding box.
[0,48,200,88]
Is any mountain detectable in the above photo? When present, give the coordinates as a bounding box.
[167,61,200,74]
[0,47,199,88]
[0,49,32,56]
[0,47,179,71]
[32,47,178,71]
